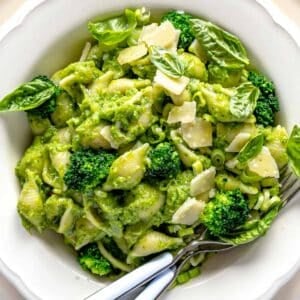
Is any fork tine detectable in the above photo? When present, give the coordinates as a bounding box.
[280,176,298,196]
[280,164,289,177]
[282,184,300,206]
[280,168,293,186]
[279,166,300,206]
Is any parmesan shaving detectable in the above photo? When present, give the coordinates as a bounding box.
[154,70,189,95]
[226,132,251,152]
[190,167,216,196]
[139,23,159,41]
[171,198,205,225]
[140,21,179,49]
[181,119,213,148]
[248,146,279,178]
[167,101,196,124]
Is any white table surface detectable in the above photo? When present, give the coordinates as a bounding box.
[0,0,300,299]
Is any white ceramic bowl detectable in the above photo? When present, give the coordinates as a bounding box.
[0,1,300,299]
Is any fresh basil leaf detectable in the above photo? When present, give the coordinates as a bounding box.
[220,203,281,245]
[191,19,249,69]
[0,76,60,112]
[237,134,264,164]
[88,9,137,46]
[230,82,260,119]
[287,125,300,177]
[150,46,185,78]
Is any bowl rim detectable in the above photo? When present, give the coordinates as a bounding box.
[0,1,299,299]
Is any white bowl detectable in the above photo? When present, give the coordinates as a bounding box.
[0,1,300,299]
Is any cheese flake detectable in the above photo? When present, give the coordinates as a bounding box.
[167,101,196,124]
[181,118,213,148]
[190,167,216,196]
[171,198,205,225]
[155,70,189,96]
[226,132,251,152]
[140,21,179,49]
[248,146,279,178]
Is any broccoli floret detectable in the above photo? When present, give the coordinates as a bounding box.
[29,96,57,118]
[248,71,275,95]
[248,71,279,127]
[253,100,274,127]
[202,189,249,236]
[78,243,112,276]
[146,142,181,180]
[162,11,194,49]
[64,148,116,192]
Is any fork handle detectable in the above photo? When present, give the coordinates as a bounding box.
[85,252,173,300]
[135,268,176,300]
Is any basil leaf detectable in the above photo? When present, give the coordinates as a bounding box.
[88,9,137,46]
[0,76,60,112]
[230,82,260,119]
[150,46,185,78]
[237,134,264,164]
[220,203,281,245]
[287,125,300,177]
[191,19,249,69]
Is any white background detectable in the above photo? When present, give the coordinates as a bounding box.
[0,0,299,299]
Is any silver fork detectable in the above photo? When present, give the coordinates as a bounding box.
[85,167,300,300]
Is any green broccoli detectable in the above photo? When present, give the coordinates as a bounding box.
[64,148,116,192]
[146,142,181,180]
[78,243,112,276]
[202,189,249,236]
[248,71,279,127]
[162,11,194,49]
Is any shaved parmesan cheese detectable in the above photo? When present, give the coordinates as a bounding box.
[167,101,196,124]
[190,167,216,196]
[248,146,279,178]
[140,21,179,49]
[117,43,148,65]
[181,119,213,148]
[155,70,189,95]
[139,23,159,41]
[171,198,205,225]
[100,126,118,149]
[226,132,251,152]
